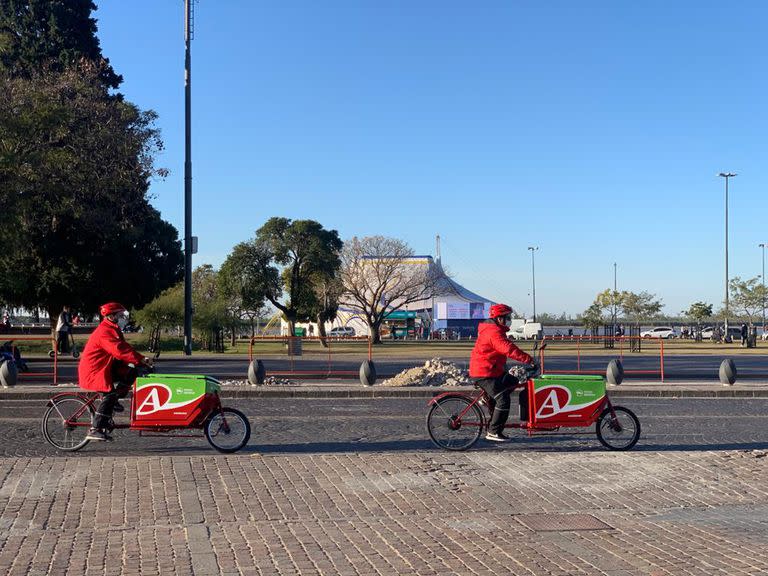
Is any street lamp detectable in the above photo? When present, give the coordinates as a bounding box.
[528,246,539,322]
[760,243,766,333]
[718,172,737,333]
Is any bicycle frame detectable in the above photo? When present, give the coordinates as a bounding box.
[429,378,619,435]
[47,388,228,434]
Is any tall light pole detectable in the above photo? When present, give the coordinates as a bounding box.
[528,246,539,321]
[613,262,618,331]
[760,243,766,332]
[718,172,736,333]
[183,0,194,355]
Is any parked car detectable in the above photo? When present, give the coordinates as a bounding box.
[329,326,355,337]
[701,326,743,342]
[640,326,676,339]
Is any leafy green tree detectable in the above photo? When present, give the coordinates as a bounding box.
[620,291,663,326]
[683,301,713,328]
[0,67,183,328]
[0,0,121,88]
[221,218,343,337]
[579,302,604,331]
[729,276,766,324]
[594,289,624,326]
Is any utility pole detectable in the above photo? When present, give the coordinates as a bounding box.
[613,262,618,332]
[760,243,766,333]
[719,172,736,334]
[528,247,539,322]
[183,0,194,355]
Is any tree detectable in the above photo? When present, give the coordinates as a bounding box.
[339,236,443,343]
[221,218,343,338]
[132,284,183,353]
[729,276,766,324]
[218,254,271,345]
[0,67,183,329]
[594,289,624,327]
[579,302,603,331]
[683,301,713,328]
[0,0,121,88]
[620,291,663,326]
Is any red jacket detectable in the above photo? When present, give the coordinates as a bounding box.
[78,319,145,392]
[469,321,533,378]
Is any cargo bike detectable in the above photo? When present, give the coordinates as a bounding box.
[426,362,640,451]
[42,371,250,453]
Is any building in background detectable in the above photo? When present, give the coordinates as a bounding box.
[286,256,500,339]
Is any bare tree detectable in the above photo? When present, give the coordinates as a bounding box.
[339,236,444,343]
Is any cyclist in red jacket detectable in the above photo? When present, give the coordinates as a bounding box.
[470,303,534,442]
[79,302,152,441]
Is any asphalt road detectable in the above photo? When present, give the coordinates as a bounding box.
[19,353,768,384]
[3,396,768,457]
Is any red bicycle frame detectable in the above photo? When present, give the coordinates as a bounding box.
[429,378,618,434]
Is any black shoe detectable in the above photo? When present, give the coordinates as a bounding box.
[485,431,511,442]
[86,428,113,442]
[113,402,125,413]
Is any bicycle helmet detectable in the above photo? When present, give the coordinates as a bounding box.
[100,302,127,317]
[489,303,513,319]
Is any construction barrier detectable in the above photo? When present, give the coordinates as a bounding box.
[539,335,666,382]
[6,335,59,385]
[248,335,373,379]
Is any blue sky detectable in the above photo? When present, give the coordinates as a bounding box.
[94,1,768,317]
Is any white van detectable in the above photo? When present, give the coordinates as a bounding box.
[508,321,543,340]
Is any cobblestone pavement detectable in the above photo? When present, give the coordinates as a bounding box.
[1,398,768,575]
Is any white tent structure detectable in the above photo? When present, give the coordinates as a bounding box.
[284,255,496,339]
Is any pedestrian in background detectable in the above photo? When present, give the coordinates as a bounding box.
[56,305,72,354]
[741,323,748,346]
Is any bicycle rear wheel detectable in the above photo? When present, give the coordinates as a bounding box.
[42,395,93,451]
[596,406,641,451]
[426,396,484,451]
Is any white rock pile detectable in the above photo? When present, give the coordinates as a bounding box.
[221,377,297,387]
[382,358,472,387]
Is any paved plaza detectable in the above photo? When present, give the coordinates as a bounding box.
[1,449,767,575]
[1,397,767,575]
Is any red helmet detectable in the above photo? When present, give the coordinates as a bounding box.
[489,303,513,319]
[100,302,127,317]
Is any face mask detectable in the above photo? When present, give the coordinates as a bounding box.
[116,314,129,330]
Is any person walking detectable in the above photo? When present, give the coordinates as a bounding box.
[56,306,72,354]
[741,323,748,346]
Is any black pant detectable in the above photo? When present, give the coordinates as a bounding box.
[474,374,516,434]
[57,331,70,354]
[92,365,136,429]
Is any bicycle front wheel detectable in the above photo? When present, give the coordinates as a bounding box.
[205,407,251,453]
[596,406,641,451]
[42,395,93,451]
[426,396,484,451]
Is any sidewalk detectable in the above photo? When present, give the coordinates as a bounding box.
[3,379,768,399]
[1,449,767,575]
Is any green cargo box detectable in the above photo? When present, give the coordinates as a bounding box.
[530,374,606,424]
[133,374,221,424]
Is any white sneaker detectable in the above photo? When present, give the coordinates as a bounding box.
[485,431,510,442]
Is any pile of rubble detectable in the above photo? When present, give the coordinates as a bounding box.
[382,358,472,387]
[261,376,297,386]
[222,377,297,387]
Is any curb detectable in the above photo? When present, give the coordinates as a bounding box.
[3,386,768,400]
